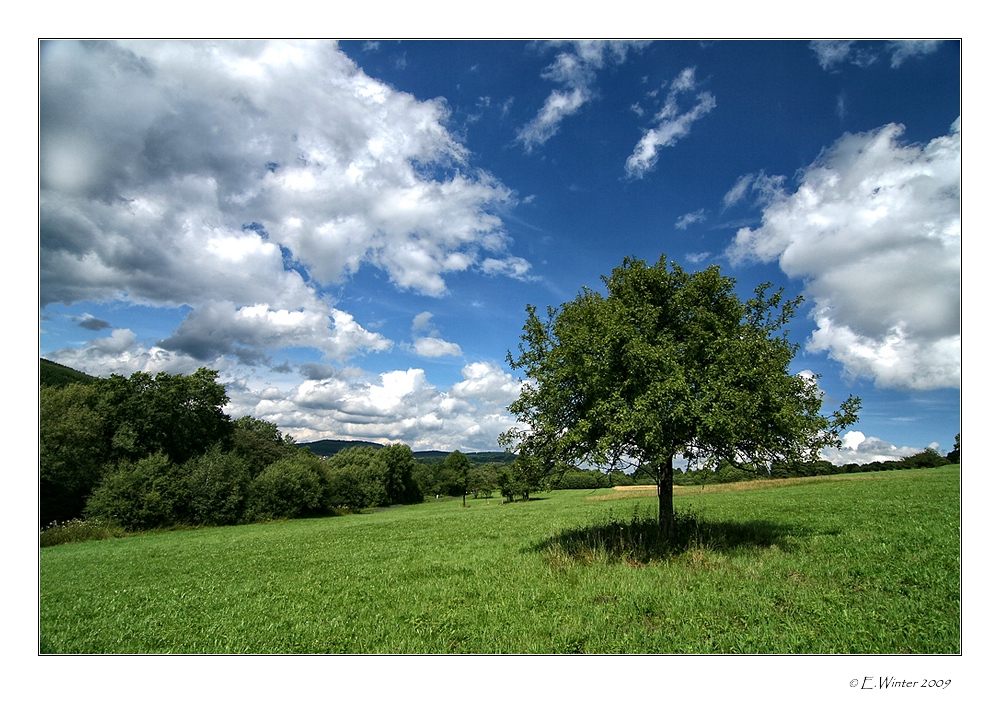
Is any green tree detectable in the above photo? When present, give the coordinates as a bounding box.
[899,447,950,470]
[229,415,297,477]
[412,461,439,499]
[325,446,419,510]
[947,433,960,464]
[442,451,472,506]
[40,383,107,524]
[503,256,860,539]
[97,368,231,465]
[379,443,423,505]
[469,464,500,498]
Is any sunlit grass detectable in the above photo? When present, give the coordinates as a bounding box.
[40,465,959,653]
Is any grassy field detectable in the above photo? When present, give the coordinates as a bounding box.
[39,465,960,653]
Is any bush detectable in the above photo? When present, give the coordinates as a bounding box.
[899,448,951,470]
[84,453,187,531]
[181,446,253,526]
[245,454,329,521]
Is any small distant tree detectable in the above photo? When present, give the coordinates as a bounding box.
[412,461,438,499]
[899,447,950,470]
[947,433,960,464]
[442,451,472,506]
[503,256,860,539]
[326,447,386,509]
[469,464,500,498]
[380,443,423,505]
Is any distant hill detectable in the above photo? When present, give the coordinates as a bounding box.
[40,358,98,388]
[297,439,515,464]
[414,450,516,465]
[297,439,385,457]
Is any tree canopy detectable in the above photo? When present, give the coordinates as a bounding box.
[502,256,861,538]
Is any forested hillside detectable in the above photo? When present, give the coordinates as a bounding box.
[40,358,97,387]
[298,440,515,465]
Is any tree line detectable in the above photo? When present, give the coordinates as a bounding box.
[39,363,555,532]
[39,358,956,533]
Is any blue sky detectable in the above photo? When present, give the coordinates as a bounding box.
[39,40,960,462]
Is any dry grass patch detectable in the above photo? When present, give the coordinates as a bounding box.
[587,472,919,502]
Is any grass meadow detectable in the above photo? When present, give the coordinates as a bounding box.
[39,466,960,654]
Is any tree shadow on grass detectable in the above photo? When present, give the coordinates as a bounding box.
[532,508,834,565]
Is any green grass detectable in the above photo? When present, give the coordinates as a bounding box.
[39,466,960,653]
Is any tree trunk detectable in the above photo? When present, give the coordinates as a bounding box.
[657,460,674,541]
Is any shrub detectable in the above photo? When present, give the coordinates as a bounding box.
[245,454,328,521]
[899,448,951,470]
[84,452,187,531]
[181,446,253,526]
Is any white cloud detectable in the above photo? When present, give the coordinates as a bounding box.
[675,209,706,230]
[481,256,535,280]
[810,40,943,71]
[408,311,462,357]
[450,361,523,405]
[40,41,526,360]
[723,171,786,209]
[822,430,930,466]
[413,336,463,358]
[887,41,943,68]
[517,41,647,151]
[625,67,715,179]
[155,301,392,365]
[228,362,525,452]
[46,330,210,378]
[727,118,961,390]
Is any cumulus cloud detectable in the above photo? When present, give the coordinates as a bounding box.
[408,311,462,358]
[684,251,712,265]
[481,256,535,280]
[625,67,716,179]
[822,430,931,466]
[40,40,527,369]
[157,301,392,364]
[413,337,463,358]
[45,329,209,378]
[517,41,647,151]
[39,42,531,382]
[228,361,525,451]
[450,361,523,406]
[727,119,961,390]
